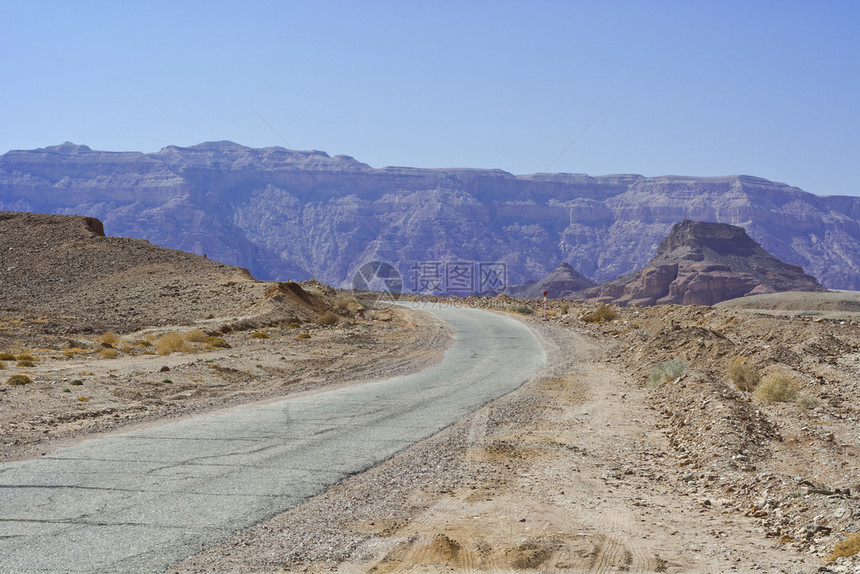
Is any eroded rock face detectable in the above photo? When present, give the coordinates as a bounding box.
[2,141,859,289]
[576,220,827,305]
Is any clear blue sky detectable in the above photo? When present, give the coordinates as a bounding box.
[2,0,858,195]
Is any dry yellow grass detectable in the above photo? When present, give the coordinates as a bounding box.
[6,374,32,386]
[829,532,860,561]
[0,352,16,361]
[755,373,800,403]
[97,331,121,346]
[62,347,91,358]
[250,331,271,339]
[98,347,119,359]
[204,336,231,349]
[728,358,760,392]
[156,332,197,355]
[581,303,618,323]
[184,328,207,342]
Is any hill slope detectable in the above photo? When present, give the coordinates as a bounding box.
[0,211,325,337]
[2,141,858,289]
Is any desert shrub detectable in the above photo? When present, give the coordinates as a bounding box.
[581,303,618,323]
[16,352,36,362]
[298,333,311,339]
[62,347,90,357]
[204,336,231,349]
[77,396,89,402]
[507,305,535,315]
[728,359,760,392]
[796,394,820,415]
[98,347,119,359]
[156,332,196,355]
[70,379,83,386]
[318,311,339,326]
[183,328,207,343]
[755,373,800,403]
[287,321,301,328]
[0,360,5,370]
[98,332,121,346]
[560,304,570,314]
[250,331,271,339]
[334,297,363,314]
[135,340,153,347]
[6,374,32,386]
[649,359,688,387]
[0,352,16,361]
[829,532,860,561]
[16,359,35,367]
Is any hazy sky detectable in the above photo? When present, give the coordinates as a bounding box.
[2,0,858,195]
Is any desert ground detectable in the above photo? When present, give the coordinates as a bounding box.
[4,288,860,573]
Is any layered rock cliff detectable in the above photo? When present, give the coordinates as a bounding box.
[2,141,858,290]
[575,221,827,306]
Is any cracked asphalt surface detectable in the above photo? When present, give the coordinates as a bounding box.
[0,305,544,573]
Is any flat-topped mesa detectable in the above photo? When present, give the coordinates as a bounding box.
[654,219,757,260]
[574,220,827,306]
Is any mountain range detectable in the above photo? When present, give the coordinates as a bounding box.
[2,140,859,291]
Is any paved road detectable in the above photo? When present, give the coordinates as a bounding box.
[0,304,544,573]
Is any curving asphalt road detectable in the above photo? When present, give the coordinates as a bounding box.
[0,304,545,573]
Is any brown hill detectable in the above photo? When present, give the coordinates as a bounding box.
[0,211,327,339]
[510,262,596,299]
[574,220,827,306]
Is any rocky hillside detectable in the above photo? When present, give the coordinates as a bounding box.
[575,220,827,305]
[0,211,329,337]
[2,141,859,289]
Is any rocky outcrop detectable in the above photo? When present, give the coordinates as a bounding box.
[575,221,827,306]
[2,141,859,290]
[510,262,596,299]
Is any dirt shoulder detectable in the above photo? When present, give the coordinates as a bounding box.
[172,301,859,574]
[0,305,452,462]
